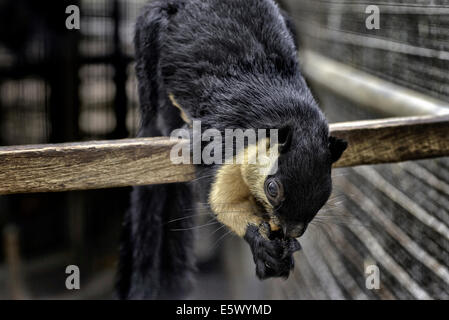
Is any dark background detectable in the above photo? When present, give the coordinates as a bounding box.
[0,0,141,299]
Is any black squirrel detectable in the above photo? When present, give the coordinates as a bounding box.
[117,0,347,300]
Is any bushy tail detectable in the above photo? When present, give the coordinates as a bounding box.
[117,1,196,300]
[118,184,195,299]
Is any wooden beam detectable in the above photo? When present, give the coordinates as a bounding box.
[330,114,449,168]
[0,115,448,195]
[0,137,195,195]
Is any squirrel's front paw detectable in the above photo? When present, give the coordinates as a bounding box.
[244,223,301,280]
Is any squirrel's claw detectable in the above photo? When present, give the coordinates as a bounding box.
[244,224,301,280]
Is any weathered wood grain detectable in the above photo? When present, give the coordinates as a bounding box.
[0,115,448,195]
[330,114,449,168]
[0,137,195,195]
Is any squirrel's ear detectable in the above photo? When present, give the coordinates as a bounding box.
[278,124,293,153]
[329,136,347,163]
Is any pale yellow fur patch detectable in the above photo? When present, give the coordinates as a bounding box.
[209,139,281,237]
[168,93,192,125]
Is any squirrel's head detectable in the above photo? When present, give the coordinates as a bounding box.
[258,121,347,238]
[209,117,347,239]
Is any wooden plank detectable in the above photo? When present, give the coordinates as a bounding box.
[0,137,195,195]
[0,115,448,195]
[330,114,449,168]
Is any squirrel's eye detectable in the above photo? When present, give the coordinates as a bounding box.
[267,181,278,197]
[264,178,284,204]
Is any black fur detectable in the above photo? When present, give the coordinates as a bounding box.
[118,184,195,299]
[118,0,347,299]
[244,223,301,279]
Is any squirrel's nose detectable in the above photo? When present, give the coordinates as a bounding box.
[286,223,306,238]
